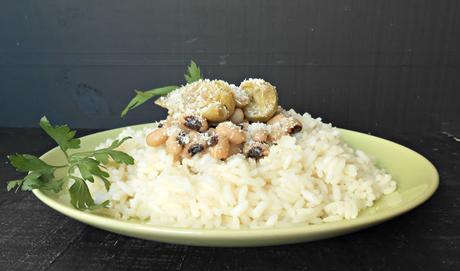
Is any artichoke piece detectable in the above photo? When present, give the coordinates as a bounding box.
[240,79,278,122]
[228,84,251,108]
[155,79,235,122]
[202,81,236,121]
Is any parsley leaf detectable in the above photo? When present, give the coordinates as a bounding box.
[7,154,57,174]
[93,137,135,165]
[74,158,109,182]
[39,116,80,153]
[18,171,43,190]
[120,86,178,117]
[184,60,203,83]
[7,180,23,191]
[70,137,133,162]
[20,172,65,193]
[69,178,109,210]
[7,154,62,192]
[6,117,134,211]
[69,137,133,191]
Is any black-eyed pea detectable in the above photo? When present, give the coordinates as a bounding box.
[165,134,183,156]
[179,115,208,132]
[208,135,218,147]
[181,143,206,158]
[230,108,244,124]
[187,144,205,157]
[210,135,230,160]
[146,128,168,147]
[244,142,270,159]
[267,113,286,125]
[267,113,303,137]
[268,130,283,141]
[206,128,216,139]
[287,119,303,135]
[247,146,263,159]
[176,130,190,146]
[252,131,268,142]
[216,122,246,144]
[229,143,242,156]
[181,131,207,158]
[186,130,201,142]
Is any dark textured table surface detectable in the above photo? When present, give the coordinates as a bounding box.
[0,127,459,271]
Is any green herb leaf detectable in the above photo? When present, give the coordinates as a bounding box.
[184,60,203,83]
[69,178,109,210]
[70,137,134,166]
[6,117,133,211]
[100,137,135,165]
[69,136,134,192]
[7,180,23,191]
[39,116,80,153]
[7,154,56,174]
[20,171,47,191]
[18,171,64,193]
[120,86,178,117]
[75,158,109,183]
[7,153,63,192]
[44,177,66,193]
[100,176,111,191]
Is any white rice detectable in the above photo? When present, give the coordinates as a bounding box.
[86,110,396,229]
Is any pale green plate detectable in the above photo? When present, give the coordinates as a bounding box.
[32,124,439,247]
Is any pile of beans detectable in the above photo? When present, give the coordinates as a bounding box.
[146,110,302,161]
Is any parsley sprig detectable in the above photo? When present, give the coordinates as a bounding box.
[120,60,203,117]
[7,117,134,210]
[184,60,203,83]
[7,60,203,210]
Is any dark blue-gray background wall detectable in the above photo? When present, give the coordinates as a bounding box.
[1,0,459,136]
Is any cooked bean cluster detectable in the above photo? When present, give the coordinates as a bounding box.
[147,78,303,161]
[146,110,303,161]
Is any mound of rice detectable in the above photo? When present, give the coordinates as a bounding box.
[86,110,396,229]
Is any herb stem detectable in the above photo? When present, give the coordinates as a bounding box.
[68,175,84,182]
[62,149,69,161]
